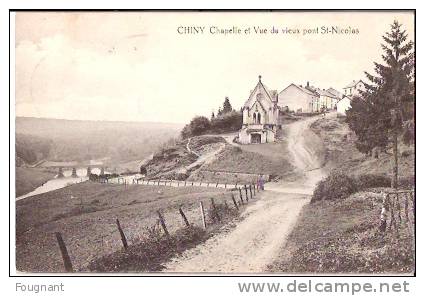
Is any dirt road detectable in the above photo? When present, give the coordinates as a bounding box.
[164,116,326,273]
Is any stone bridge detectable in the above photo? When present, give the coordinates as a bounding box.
[56,165,107,178]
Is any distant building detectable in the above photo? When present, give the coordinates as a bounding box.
[239,76,280,144]
[337,80,366,117]
[337,96,352,117]
[277,82,320,113]
[278,82,340,113]
[342,80,365,97]
[326,87,343,100]
[239,77,343,144]
[308,86,339,111]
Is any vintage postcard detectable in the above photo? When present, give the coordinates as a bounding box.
[13,10,415,275]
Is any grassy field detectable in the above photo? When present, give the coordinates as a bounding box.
[268,191,414,274]
[204,143,296,180]
[15,167,56,197]
[269,116,415,274]
[16,181,231,272]
[310,117,415,179]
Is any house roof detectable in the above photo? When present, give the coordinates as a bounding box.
[337,95,353,103]
[280,83,318,97]
[326,87,343,98]
[343,80,363,89]
[315,88,337,97]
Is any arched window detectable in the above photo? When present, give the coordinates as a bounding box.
[253,113,257,124]
[257,113,261,124]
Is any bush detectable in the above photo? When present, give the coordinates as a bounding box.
[181,111,242,139]
[210,111,242,133]
[312,171,414,203]
[399,176,415,189]
[355,174,391,189]
[312,171,357,202]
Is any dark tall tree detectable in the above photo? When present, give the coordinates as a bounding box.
[222,97,233,114]
[217,107,222,117]
[346,20,414,188]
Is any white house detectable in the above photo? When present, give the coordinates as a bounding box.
[239,76,280,144]
[277,82,320,113]
[342,80,366,97]
[326,87,343,109]
[337,96,352,117]
[337,80,366,117]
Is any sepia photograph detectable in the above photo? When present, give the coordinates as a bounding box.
[12,10,415,275]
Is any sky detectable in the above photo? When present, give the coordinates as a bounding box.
[14,11,414,123]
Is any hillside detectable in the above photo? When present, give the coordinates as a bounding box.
[16,117,183,166]
[15,117,183,197]
[310,116,415,180]
[269,114,415,274]
[15,167,57,197]
[16,181,228,272]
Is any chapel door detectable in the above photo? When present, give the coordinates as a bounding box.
[251,133,261,144]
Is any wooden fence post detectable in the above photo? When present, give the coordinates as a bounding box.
[116,219,128,250]
[192,182,194,186]
[179,206,190,227]
[157,211,170,239]
[200,201,207,229]
[231,193,239,210]
[239,188,244,204]
[55,232,74,272]
[225,183,227,189]
[249,185,253,199]
[224,200,229,210]
[252,183,256,196]
[210,197,221,222]
[244,185,249,202]
[216,182,219,188]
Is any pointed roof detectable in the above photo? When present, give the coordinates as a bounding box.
[279,83,318,97]
[243,75,277,109]
[343,80,364,89]
[326,87,343,98]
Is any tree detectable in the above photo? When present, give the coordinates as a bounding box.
[217,107,222,117]
[222,97,233,114]
[346,20,414,189]
[180,116,211,138]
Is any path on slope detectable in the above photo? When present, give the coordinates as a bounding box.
[164,116,326,273]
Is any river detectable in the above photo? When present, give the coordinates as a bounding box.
[16,167,107,201]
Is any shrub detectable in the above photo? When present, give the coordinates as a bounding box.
[312,171,414,203]
[398,176,415,189]
[355,174,391,189]
[311,171,357,203]
[210,111,242,133]
[181,111,242,139]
